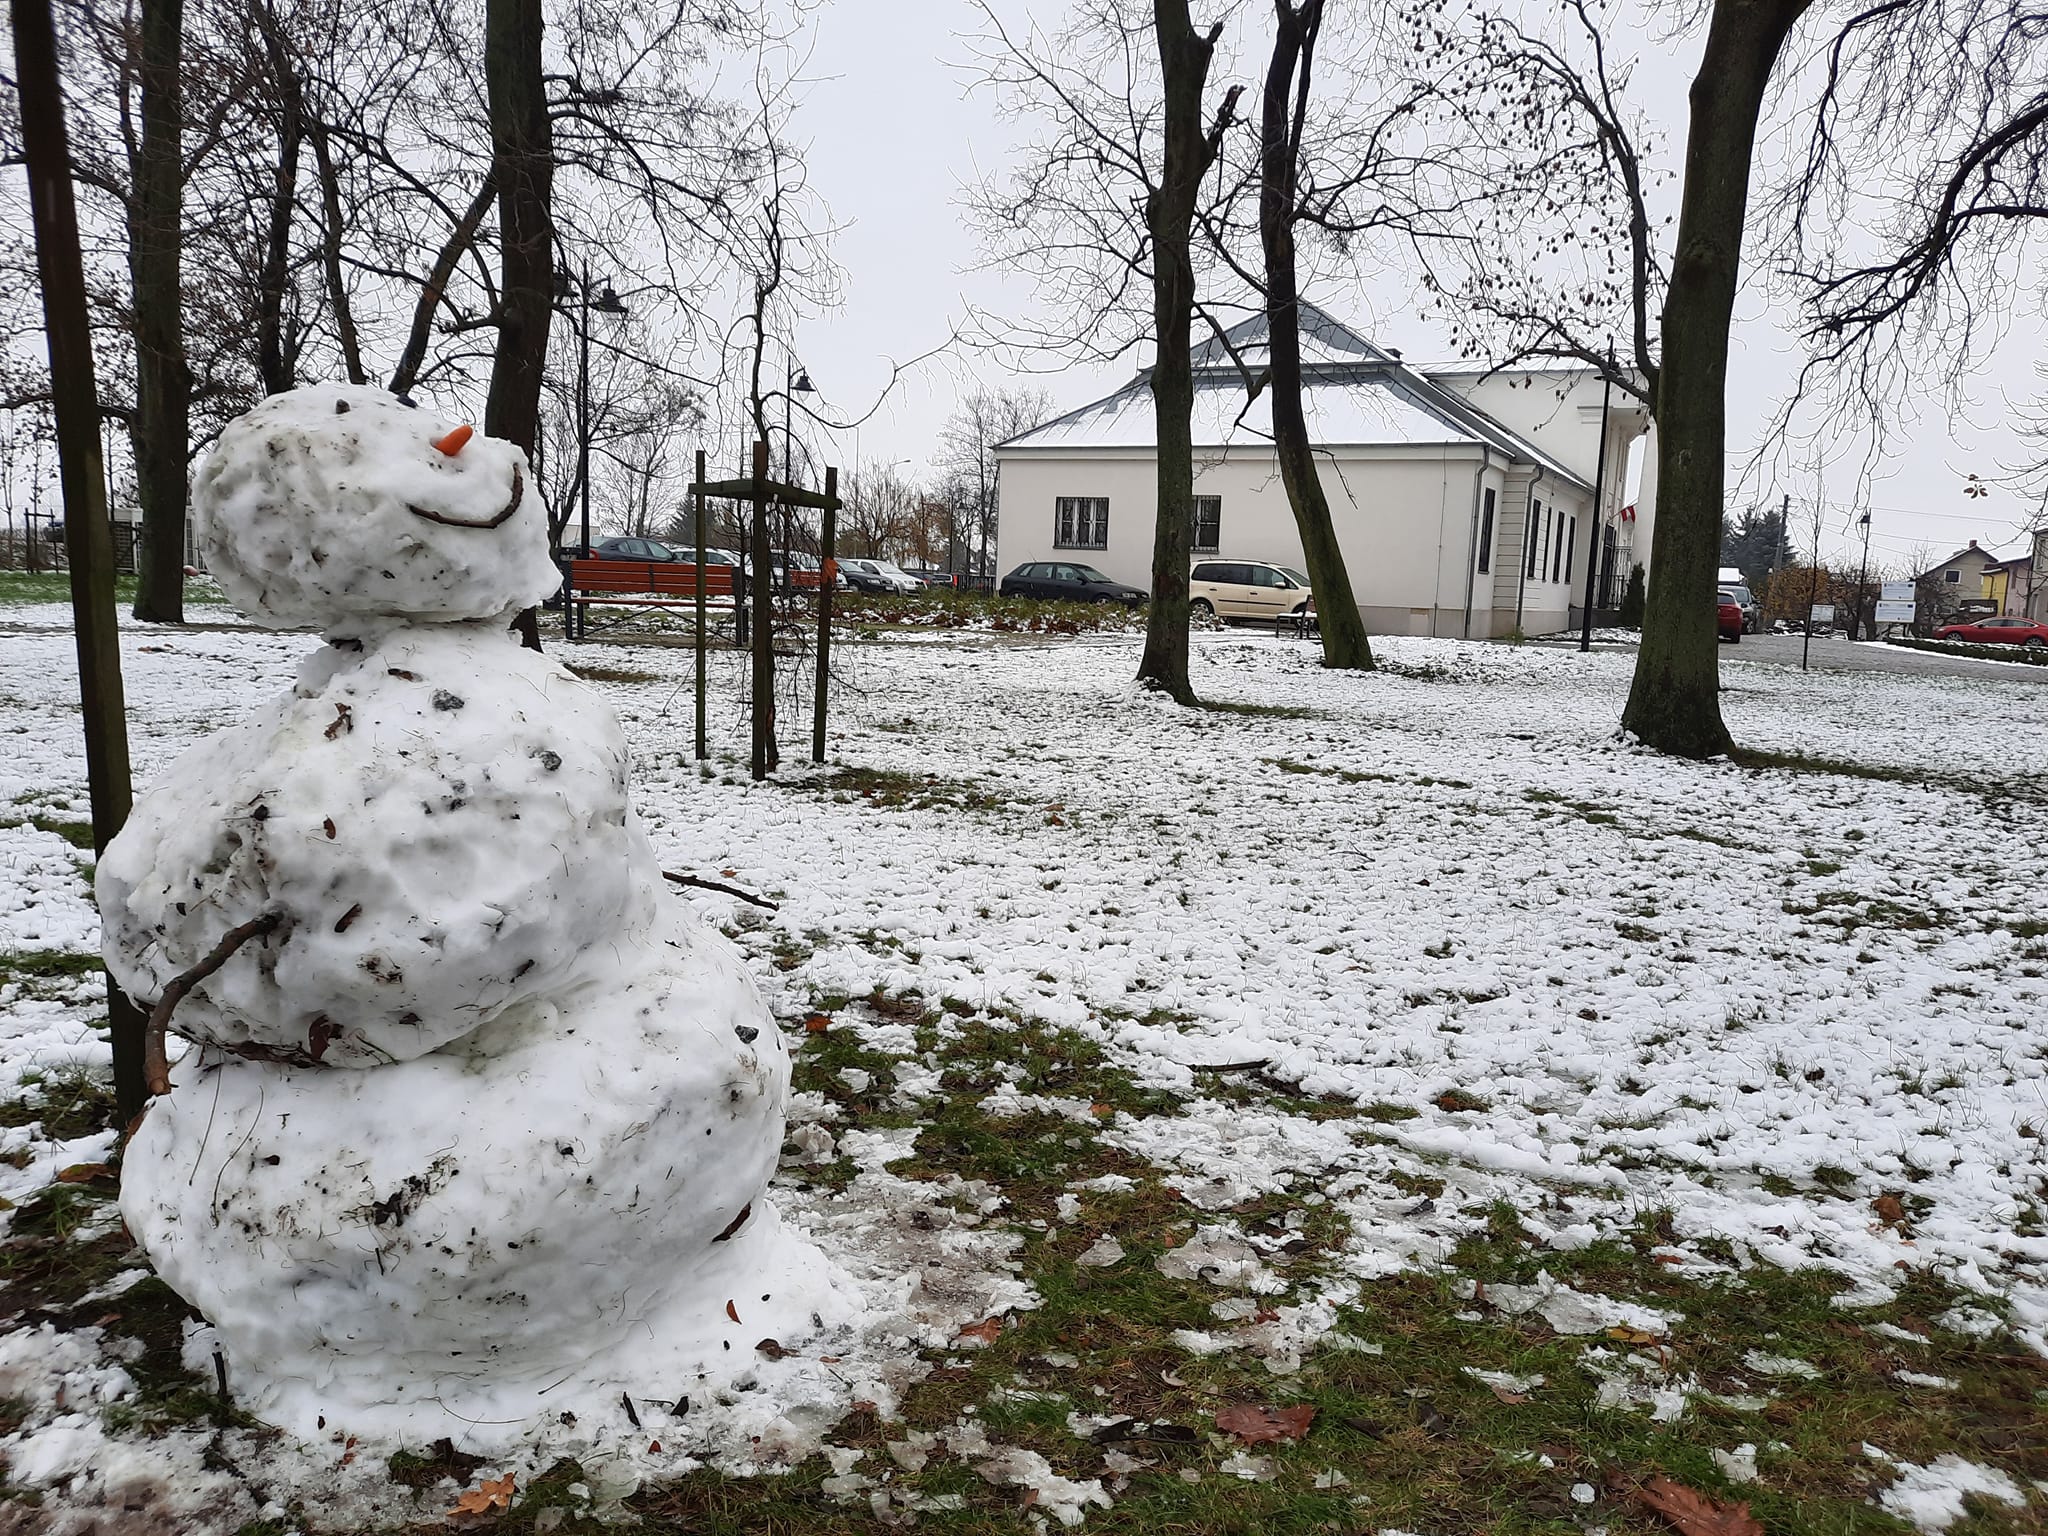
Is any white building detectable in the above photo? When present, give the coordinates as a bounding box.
[995,307,1653,638]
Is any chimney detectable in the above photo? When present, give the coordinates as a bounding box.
[1968,539,1978,549]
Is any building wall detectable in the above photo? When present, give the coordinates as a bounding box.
[996,443,1590,638]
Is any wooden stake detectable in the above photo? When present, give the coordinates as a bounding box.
[813,466,837,765]
[693,448,707,761]
[749,439,773,781]
[14,0,146,1121]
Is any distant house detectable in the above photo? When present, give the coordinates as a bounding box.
[1984,552,2034,616]
[1916,540,2005,625]
[993,306,1653,639]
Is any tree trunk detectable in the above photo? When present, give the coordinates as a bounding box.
[129,0,188,624]
[1260,0,1372,671]
[14,0,149,1120]
[1138,2,1236,704]
[255,25,303,398]
[1620,0,1810,757]
[308,116,366,385]
[483,0,552,653]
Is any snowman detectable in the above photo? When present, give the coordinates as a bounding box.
[100,384,853,1450]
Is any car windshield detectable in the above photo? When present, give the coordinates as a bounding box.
[872,562,911,577]
[1069,565,1111,583]
[1278,567,1309,587]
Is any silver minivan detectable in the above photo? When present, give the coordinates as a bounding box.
[1189,559,1313,622]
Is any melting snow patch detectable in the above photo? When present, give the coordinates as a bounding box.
[1462,1272,1675,1336]
[1874,1452,2027,1532]
[1076,1234,1126,1268]
[1893,1370,1960,1390]
[1713,1443,1760,1483]
[972,1446,1112,1526]
[1464,1367,1546,1395]
[1742,1350,1821,1380]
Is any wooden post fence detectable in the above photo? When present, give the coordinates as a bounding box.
[813,466,837,765]
[693,448,707,761]
[749,439,774,781]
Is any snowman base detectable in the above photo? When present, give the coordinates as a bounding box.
[120,910,859,1451]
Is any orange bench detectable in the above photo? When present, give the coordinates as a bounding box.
[564,558,737,639]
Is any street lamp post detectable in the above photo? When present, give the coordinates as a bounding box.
[572,264,628,562]
[1851,509,1873,641]
[783,362,814,591]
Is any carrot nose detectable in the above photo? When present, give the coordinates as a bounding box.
[434,424,474,456]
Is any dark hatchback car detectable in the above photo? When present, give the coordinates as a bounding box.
[562,536,683,562]
[1000,561,1146,605]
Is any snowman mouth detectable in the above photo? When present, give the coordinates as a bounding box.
[407,467,524,530]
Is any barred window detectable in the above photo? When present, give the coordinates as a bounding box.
[1192,496,1222,552]
[1055,496,1109,549]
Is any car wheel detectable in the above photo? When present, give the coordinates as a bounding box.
[1729,630,1740,644]
[1190,599,1214,617]
[2026,636,2045,648]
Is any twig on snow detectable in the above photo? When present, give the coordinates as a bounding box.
[661,872,779,912]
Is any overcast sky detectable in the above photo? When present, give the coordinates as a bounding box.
[784,0,2043,574]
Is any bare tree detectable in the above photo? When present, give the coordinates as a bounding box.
[969,0,1241,705]
[1252,0,1371,670]
[935,384,1054,578]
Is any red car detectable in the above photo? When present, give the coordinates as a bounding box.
[1717,591,1743,644]
[1934,616,2048,646]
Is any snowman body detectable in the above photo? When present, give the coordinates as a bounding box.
[106,385,851,1449]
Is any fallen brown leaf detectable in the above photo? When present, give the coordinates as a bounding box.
[756,1338,793,1360]
[724,1299,740,1323]
[957,1316,1003,1344]
[1873,1193,1906,1225]
[805,1014,831,1034]
[1489,1384,1530,1405]
[54,1164,112,1184]
[448,1473,515,1517]
[1214,1403,1315,1444]
[1635,1474,1764,1536]
[1607,1325,1658,1345]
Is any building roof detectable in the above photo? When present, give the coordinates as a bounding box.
[1916,540,2004,578]
[998,304,1591,491]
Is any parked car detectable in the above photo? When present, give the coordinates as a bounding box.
[1190,559,1314,623]
[841,558,922,594]
[767,550,847,590]
[903,566,959,588]
[1724,582,1761,633]
[564,536,683,562]
[999,561,1147,605]
[665,545,743,568]
[1934,615,2048,646]
[1717,590,1744,644]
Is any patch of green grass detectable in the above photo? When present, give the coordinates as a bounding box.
[0,1062,118,1141]
[1198,698,1323,721]
[563,662,665,685]
[790,765,1013,814]
[0,949,101,984]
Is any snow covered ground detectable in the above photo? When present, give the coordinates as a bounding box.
[2,601,2044,1531]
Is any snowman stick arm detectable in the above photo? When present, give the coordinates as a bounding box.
[144,911,287,1096]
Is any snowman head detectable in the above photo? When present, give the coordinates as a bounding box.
[194,384,562,633]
